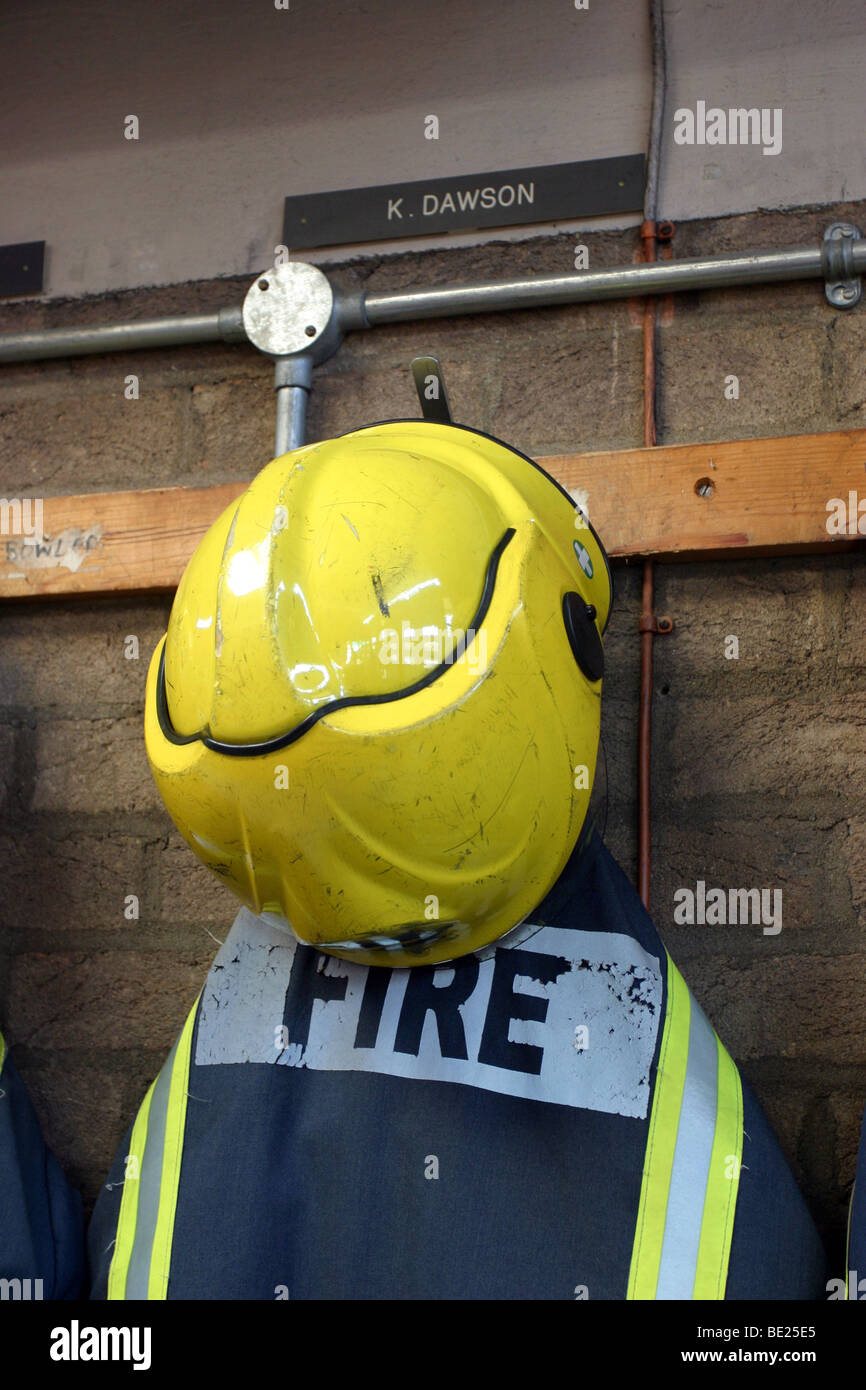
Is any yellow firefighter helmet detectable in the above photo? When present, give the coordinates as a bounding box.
[145,361,612,966]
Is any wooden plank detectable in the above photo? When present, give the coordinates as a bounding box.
[1,430,864,600]
[0,483,243,600]
[546,428,866,560]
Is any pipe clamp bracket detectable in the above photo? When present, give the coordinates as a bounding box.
[823,223,862,309]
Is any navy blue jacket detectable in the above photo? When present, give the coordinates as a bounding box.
[88,826,827,1300]
[0,1037,84,1300]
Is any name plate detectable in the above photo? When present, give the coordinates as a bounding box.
[283,155,645,249]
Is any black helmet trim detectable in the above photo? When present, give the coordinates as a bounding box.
[338,418,615,636]
[156,528,515,758]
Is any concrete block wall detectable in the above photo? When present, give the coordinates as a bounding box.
[1,202,864,1260]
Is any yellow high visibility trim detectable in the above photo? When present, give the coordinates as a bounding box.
[147,999,197,1300]
[106,996,198,1301]
[0,1029,6,1074]
[106,1082,156,1300]
[846,1178,855,1297]
[629,955,744,1301]
[627,955,690,1299]
[692,1036,743,1299]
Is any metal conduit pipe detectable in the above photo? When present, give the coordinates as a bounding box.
[361,242,863,322]
[274,355,313,455]
[636,0,669,914]
[275,384,310,455]
[0,236,862,364]
[0,306,248,362]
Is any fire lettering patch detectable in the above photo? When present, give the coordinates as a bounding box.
[195,909,662,1119]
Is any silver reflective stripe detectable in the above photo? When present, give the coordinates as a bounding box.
[655,993,719,1298]
[124,1034,179,1298]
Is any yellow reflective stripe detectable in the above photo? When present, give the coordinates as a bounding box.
[146,998,197,1300]
[627,954,690,1299]
[629,956,744,1300]
[106,1081,156,1300]
[0,1029,6,1074]
[846,1178,855,1297]
[692,1035,743,1299]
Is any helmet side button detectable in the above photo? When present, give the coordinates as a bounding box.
[562,593,605,683]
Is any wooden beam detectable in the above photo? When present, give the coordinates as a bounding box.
[0,483,243,601]
[547,427,866,561]
[2,429,864,600]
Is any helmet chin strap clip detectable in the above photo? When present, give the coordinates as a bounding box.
[411,355,453,425]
